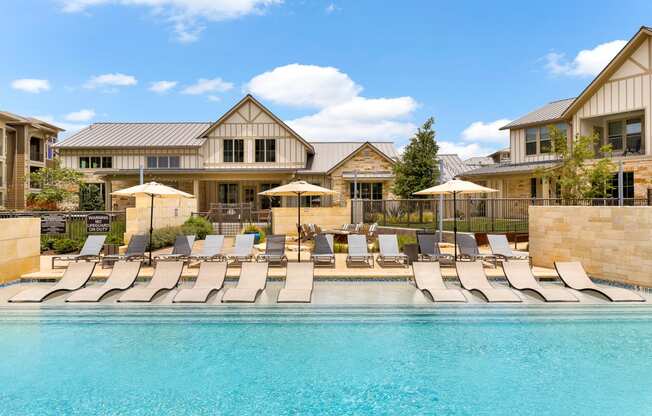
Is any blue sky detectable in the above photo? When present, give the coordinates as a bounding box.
[1,0,651,158]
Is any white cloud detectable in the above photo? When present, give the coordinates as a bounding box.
[207,95,221,102]
[545,40,627,77]
[438,141,493,160]
[181,77,233,95]
[149,80,178,93]
[84,73,137,90]
[325,2,338,13]
[60,0,282,43]
[65,109,96,122]
[246,64,362,108]
[461,119,511,143]
[11,79,51,93]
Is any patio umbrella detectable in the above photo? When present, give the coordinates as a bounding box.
[112,182,194,265]
[413,179,497,259]
[259,181,337,262]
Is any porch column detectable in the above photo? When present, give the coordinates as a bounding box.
[104,179,112,210]
[542,178,550,199]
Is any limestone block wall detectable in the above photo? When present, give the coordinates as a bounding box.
[529,206,652,287]
[272,203,351,235]
[0,218,40,283]
[125,195,197,242]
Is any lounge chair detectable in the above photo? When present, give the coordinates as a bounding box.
[188,235,225,262]
[277,262,315,303]
[222,262,269,303]
[172,261,228,303]
[346,234,373,267]
[417,232,454,263]
[487,234,529,262]
[312,234,335,267]
[9,261,97,303]
[457,234,497,266]
[455,261,522,302]
[51,234,106,269]
[155,235,195,262]
[502,261,577,302]
[366,223,379,241]
[256,234,288,266]
[66,260,142,302]
[117,261,184,302]
[101,234,148,268]
[227,234,255,263]
[554,261,645,302]
[377,234,408,267]
[412,261,466,302]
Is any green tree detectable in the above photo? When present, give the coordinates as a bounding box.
[537,126,615,199]
[79,183,106,211]
[392,117,440,198]
[27,160,83,210]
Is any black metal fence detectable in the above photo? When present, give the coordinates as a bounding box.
[352,198,650,233]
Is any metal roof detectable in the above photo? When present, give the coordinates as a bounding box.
[342,171,395,179]
[0,111,64,132]
[300,141,398,173]
[500,98,575,130]
[54,122,211,148]
[436,154,472,181]
[460,160,559,177]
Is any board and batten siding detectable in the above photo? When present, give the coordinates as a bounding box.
[201,100,307,169]
[510,128,562,164]
[572,36,652,156]
[58,148,202,171]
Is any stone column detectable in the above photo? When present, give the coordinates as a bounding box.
[104,179,112,210]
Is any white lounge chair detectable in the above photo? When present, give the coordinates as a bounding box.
[222,262,268,303]
[554,261,644,302]
[227,234,255,263]
[188,235,225,262]
[67,260,141,302]
[412,261,466,302]
[377,234,408,267]
[502,261,577,302]
[118,261,184,302]
[10,261,97,303]
[277,262,314,303]
[346,234,373,267]
[455,261,521,302]
[173,261,227,303]
[487,234,529,262]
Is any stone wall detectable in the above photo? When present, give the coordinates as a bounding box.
[272,203,351,235]
[0,218,40,283]
[529,205,652,287]
[124,195,197,242]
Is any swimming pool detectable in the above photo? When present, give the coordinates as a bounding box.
[1,306,651,415]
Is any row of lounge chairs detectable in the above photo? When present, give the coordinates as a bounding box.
[11,259,315,303]
[413,260,644,303]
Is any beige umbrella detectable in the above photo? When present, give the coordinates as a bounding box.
[414,179,498,259]
[112,182,194,264]
[259,181,338,261]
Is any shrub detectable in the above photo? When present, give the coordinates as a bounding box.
[181,216,213,240]
[41,237,56,252]
[243,224,266,243]
[150,226,183,250]
[105,229,124,246]
[333,242,347,253]
[53,238,81,254]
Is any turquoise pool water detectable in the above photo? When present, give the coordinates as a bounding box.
[1,306,652,415]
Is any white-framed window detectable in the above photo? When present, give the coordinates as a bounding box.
[146,155,180,169]
[79,156,113,169]
[525,123,566,156]
[607,118,643,153]
[255,139,276,162]
[350,182,383,200]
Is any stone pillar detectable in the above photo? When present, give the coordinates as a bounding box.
[104,179,112,210]
[542,178,550,199]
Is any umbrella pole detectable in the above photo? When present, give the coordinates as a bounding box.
[149,193,154,266]
[297,192,301,262]
[453,191,457,261]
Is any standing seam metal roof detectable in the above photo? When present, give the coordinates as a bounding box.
[300,142,398,173]
[500,98,575,130]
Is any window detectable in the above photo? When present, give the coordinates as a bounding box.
[349,183,383,200]
[626,119,642,153]
[0,128,5,156]
[47,140,54,159]
[530,178,537,198]
[30,137,43,162]
[608,120,623,150]
[224,139,244,163]
[0,161,4,187]
[79,156,112,169]
[607,118,644,154]
[255,139,276,162]
[218,183,239,204]
[146,155,180,169]
[301,182,323,207]
[607,172,634,199]
[525,128,537,156]
[539,126,551,153]
[260,183,281,209]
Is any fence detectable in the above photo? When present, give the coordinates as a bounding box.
[0,211,126,245]
[352,198,650,233]
[193,203,272,235]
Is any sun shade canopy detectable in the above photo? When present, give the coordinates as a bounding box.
[413,179,498,196]
[111,181,194,198]
[258,181,338,197]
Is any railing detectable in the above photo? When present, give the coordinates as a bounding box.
[352,198,649,233]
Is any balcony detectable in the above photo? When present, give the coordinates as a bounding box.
[29,137,44,162]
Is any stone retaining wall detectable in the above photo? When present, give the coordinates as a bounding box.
[529,205,652,287]
[125,195,197,242]
[0,218,40,283]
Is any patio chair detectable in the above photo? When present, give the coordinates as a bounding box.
[277,262,315,303]
[457,234,497,267]
[256,234,288,266]
[188,235,225,262]
[222,261,269,303]
[66,260,142,302]
[101,234,148,268]
[377,234,408,267]
[118,261,184,302]
[227,234,255,263]
[51,234,106,269]
[346,234,373,268]
[10,261,97,303]
[455,261,522,302]
[502,260,577,302]
[417,232,454,264]
[366,223,379,241]
[554,261,645,302]
[155,235,195,262]
[487,234,530,263]
[312,233,335,267]
[173,261,228,303]
[412,261,466,302]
